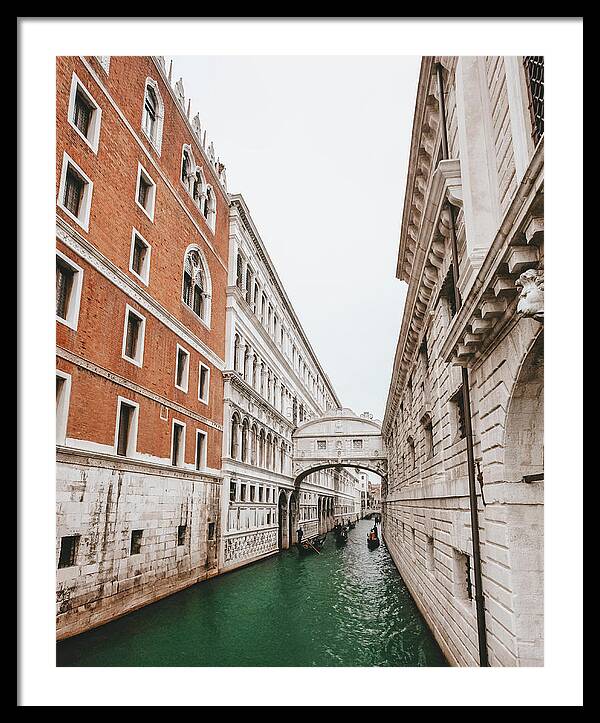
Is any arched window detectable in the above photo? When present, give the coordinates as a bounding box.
[230,414,240,460]
[181,146,196,195]
[182,247,211,325]
[243,346,250,381]
[258,429,265,468]
[241,419,249,463]
[280,444,286,474]
[250,424,258,466]
[233,334,241,372]
[236,253,244,290]
[245,267,253,305]
[266,433,272,469]
[142,79,164,154]
[204,185,216,230]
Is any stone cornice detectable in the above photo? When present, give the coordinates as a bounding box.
[57,445,223,483]
[383,160,461,433]
[229,194,341,408]
[439,139,544,365]
[57,217,226,372]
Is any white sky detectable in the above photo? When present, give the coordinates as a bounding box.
[169,55,420,421]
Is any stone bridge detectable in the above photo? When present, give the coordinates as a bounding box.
[292,408,387,484]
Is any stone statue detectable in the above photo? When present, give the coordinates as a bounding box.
[516,268,544,323]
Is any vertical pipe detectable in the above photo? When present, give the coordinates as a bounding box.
[435,62,490,667]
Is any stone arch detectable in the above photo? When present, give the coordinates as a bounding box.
[503,331,544,483]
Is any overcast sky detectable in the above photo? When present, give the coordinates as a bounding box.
[170,55,420,421]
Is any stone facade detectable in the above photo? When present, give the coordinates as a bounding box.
[220,197,359,570]
[56,56,229,639]
[382,56,544,666]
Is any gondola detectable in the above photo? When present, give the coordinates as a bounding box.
[347,520,356,530]
[297,535,326,555]
[367,529,380,550]
[334,526,348,545]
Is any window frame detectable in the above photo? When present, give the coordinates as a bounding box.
[171,418,186,467]
[114,396,139,458]
[128,228,152,286]
[198,362,210,405]
[67,73,102,153]
[195,429,208,470]
[56,370,72,445]
[181,245,212,329]
[121,304,146,368]
[175,343,191,393]
[141,78,164,155]
[56,250,84,331]
[135,162,157,222]
[57,152,94,232]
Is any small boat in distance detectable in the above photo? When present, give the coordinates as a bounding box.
[298,535,326,555]
[333,522,348,545]
[347,520,356,530]
[367,526,380,550]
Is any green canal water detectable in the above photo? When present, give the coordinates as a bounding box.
[56,519,447,667]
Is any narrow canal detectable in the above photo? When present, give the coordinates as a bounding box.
[56,519,447,667]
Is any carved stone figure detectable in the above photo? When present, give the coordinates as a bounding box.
[516,268,544,323]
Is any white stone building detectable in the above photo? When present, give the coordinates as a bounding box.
[382,56,544,666]
[220,195,356,570]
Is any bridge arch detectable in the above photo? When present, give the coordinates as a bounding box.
[292,408,387,485]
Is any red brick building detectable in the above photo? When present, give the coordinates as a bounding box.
[55,56,229,638]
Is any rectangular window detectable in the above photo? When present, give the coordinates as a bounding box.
[122,306,145,366]
[258,486,263,502]
[450,387,467,441]
[129,229,151,284]
[207,522,216,541]
[198,363,210,404]
[171,421,185,466]
[56,259,74,321]
[130,529,143,556]
[352,439,363,450]
[56,371,71,445]
[116,400,137,457]
[229,481,237,502]
[240,483,247,502]
[177,525,187,546]
[195,430,207,470]
[73,89,93,136]
[175,345,190,392]
[64,167,84,217]
[249,485,256,502]
[317,440,327,450]
[58,534,80,569]
[523,56,544,144]
[58,154,93,231]
[135,163,156,221]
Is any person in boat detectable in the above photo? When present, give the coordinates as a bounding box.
[297,527,304,545]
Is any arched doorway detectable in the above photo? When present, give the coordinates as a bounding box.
[277,490,288,550]
[288,491,299,548]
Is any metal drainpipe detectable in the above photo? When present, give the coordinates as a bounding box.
[435,62,490,667]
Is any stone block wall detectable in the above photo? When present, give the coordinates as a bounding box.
[56,450,221,640]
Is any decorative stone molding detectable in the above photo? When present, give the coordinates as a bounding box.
[516,268,544,323]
